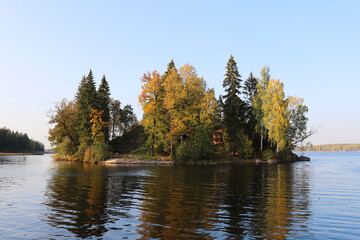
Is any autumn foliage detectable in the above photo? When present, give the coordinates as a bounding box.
[139,59,311,162]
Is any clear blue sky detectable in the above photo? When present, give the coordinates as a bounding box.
[0,1,359,148]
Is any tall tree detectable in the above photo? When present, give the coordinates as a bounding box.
[121,104,137,134]
[139,70,164,156]
[244,72,259,149]
[252,66,270,152]
[48,99,80,156]
[97,75,111,142]
[109,98,122,139]
[222,55,245,156]
[262,79,289,154]
[76,70,97,143]
[162,59,176,80]
[287,97,314,149]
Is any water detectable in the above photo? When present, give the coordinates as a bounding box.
[0,152,360,239]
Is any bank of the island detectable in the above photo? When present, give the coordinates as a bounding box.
[99,152,310,166]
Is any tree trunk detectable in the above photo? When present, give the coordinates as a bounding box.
[260,124,263,152]
[170,138,173,156]
[151,132,155,156]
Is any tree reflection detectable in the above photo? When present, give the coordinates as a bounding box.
[43,162,311,239]
[43,163,109,238]
[137,166,218,239]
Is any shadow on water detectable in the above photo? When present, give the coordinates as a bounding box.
[42,162,312,239]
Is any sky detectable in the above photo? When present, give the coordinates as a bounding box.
[0,0,359,149]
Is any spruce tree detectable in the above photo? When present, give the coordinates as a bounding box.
[75,70,97,143]
[244,72,259,149]
[222,55,245,156]
[162,59,176,80]
[97,75,111,142]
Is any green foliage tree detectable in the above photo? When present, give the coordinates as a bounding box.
[244,72,259,151]
[109,98,122,139]
[0,127,44,153]
[48,99,80,155]
[97,75,111,142]
[222,55,245,156]
[174,125,216,162]
[49,70,136,161]
[76,70,97,144]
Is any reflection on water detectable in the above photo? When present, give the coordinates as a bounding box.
[43,162,312,239]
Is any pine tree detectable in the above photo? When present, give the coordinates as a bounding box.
[222,55,245,156]
[97,75,111,142]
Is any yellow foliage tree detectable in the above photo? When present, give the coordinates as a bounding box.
[262,79,289,154]
[163,64,218,145]
[89,109,108,143]
[139,70,164,155]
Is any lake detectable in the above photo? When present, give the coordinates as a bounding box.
[0,152,360,239]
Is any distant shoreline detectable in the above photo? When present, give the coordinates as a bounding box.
[294,144,360,152]
[0,152,45,156]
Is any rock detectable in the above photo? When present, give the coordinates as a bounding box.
[299,156,310,161]
[256,159,267,164]
[267,159,275,164]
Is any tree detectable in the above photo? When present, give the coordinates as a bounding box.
[222,55,245,156]
[48,99,80,156]
[89,109,108,144]
[252,66,270,152]
[262,79,289,154]
[243,72,259,147]
[0,127,44,153]
[121,104,137,134]
[162,59,176,81]
[76,70,97,143]
[287,97,315,149]
[139,70,164,156]
[97,75,111,142]
[109,98,122,139]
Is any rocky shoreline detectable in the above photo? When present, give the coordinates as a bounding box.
[102,158,174,165]
[101,155,310,165]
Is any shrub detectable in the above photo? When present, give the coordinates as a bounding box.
[262,149,274,160]
[83,146,95,162]
[83,142,109,163]
[174,143,191,163]
[93,142,109,162]
[174,126,216,163]
[239,135,253,159]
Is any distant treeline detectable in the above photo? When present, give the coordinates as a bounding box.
[0,127,45,153]
[295,144,360,152]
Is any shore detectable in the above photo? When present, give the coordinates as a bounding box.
[102,158,174,165]
[101,155,310,165]
[0,152,45,156]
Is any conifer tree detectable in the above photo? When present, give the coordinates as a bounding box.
[97,75,111,142]
[244,72,259,148]
[162,59,176,80]
[222,55,245,156]
[76,70,97,143]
